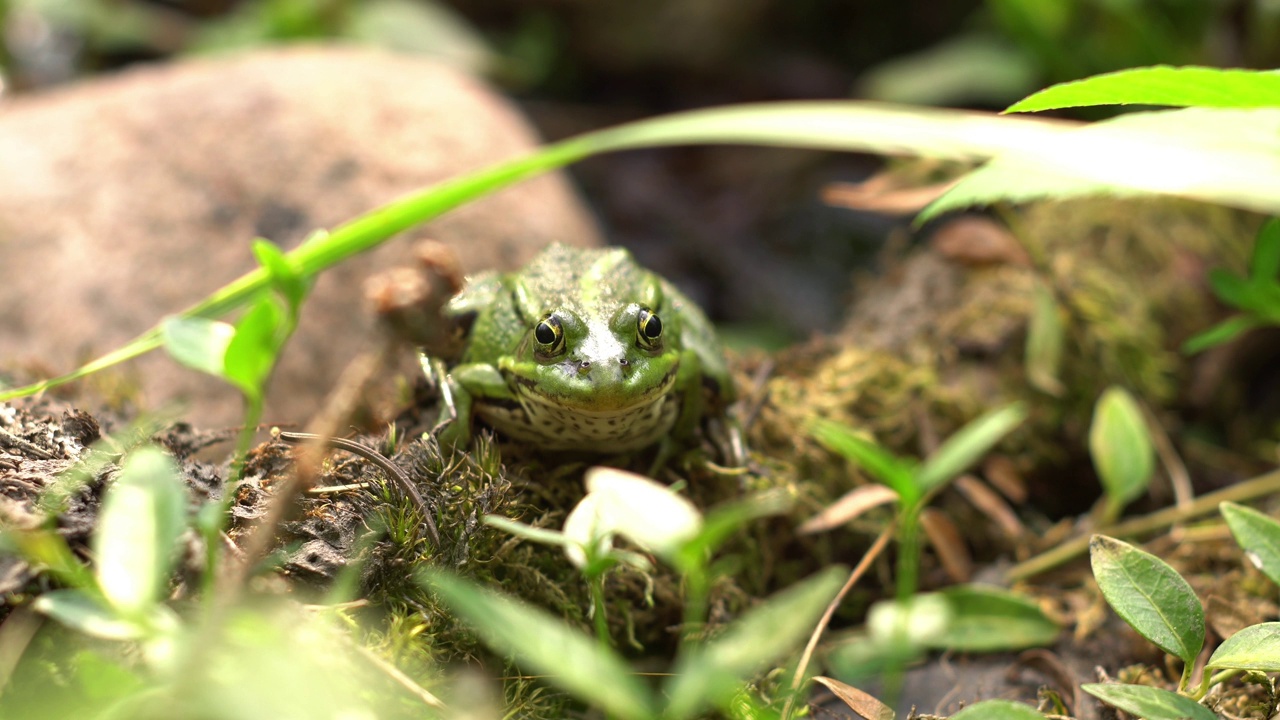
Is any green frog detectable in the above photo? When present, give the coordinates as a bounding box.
[434,243,735,456]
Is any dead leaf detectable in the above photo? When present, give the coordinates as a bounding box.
[799,484,899,534]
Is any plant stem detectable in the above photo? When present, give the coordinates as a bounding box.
[589,573,610,649]
[896,504,923,602]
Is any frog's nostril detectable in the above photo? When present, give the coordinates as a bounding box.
[578,360,591,374]
[619,358,629,366]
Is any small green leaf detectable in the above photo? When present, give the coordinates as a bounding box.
[582,467,703,564]
[683,491,791,562]
[421,570,654,720]
[930,585,1059,651]
[1025,283,1065,396]
[665,566,847,718]
[1221,502,1280,587]
[252,239,309,313]
[1081,682,1217,720]
[483,515,573,549]
[94,447,187,616]
[223,297,287,399]
[1182,315,1261,354]
[950,699,1045,720]
[1007,66,1280,113]
[1207,622,1280,672]
[1090,535,1204,666]
[917,404,1026,493]
[1208,268,1262,312]
[1089,387,1154,510]
[160,316,234,378]
[810,418,917,502]
[1250,219,1280,282]
[33,590,147,640]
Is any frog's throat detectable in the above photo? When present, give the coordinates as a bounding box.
[508,364,678,413]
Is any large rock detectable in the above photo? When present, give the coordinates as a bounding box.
[0,46,602,428]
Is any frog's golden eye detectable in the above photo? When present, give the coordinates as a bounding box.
[534,315,563,348]
[637,307,663,347]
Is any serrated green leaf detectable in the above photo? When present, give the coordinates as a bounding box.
[160,316,234,378]
[94,447,187,616]
[1221,502,1280,587]
[1089,387,1154,510]
[1090,535,1204,665]
[810,418,917,502]
[1008,66,1280,113]
[1025,283,1065,396]
[950,699,1045,720]
[1182,315,1261,355]
[33,590,146,640]
[930,585,1059,651]
[665,566,847,718]
[1081,682,1217,720]
[421,570,654,720]
[917,404,1026,493]
[1207,622,1280,672]
[1250,219,1280,282]
[921,108,1280,222]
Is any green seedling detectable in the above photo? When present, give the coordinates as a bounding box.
[1088,386,1155,525]
[1184,218,1280,353]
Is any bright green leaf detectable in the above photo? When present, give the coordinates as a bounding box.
[421,570,655,720]
[160,316,234,378]
[810,418,917,502]
[1025,283,1065,396]
[930,585,1059,651]
[665,566,846,718]
[1089,535,1204,666]
[1220,502,1280,587]
[1207,622,1280,672]
[483,515,573,549]
[1081,682,1217,720]
[33,590,147,640]
[684,491,791,562]
[950,699,1045,720]
[921,108,1280,221]
[1089,387,1154,510]
[917,404,1026,493]
[1182,315,1261,355]
[251,239,309,313]
[1208,268,1262,312]
[94,447,187,616]
[1251,219,1280,282]
[1008,66,1280,113]
[222,297,287,399]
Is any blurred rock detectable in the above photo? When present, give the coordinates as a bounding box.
[0,46,601,428]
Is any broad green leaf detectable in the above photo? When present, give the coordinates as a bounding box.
[810,418,917,502]
[94,447,187,616]
[222,297,287,399]
[1008,66,1280,113]
[1090,535,1204,665]
[421,570,654,720]
[581,467,703,564]
[160,316,234,378]
[665,566,846,719]
[33,589,146,640]
[951,699,1045,720]
[921,108,1280,222]
[1251,219,1280,282]
[1220,502,1280,587]
[917,404,1026,493]
[1089,388,1154,510]
[1207,622,1280,672]
[929,585,1059,651]
[1081,683,1217,720]
[1025,283,1064,396]
[1182,315,1261,354]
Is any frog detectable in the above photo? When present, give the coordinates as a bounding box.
[432,243,735,457]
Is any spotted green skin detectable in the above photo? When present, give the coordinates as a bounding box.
[438,243,733,453]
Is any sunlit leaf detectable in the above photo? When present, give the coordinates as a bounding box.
[665,566,846,718]
[917,404,1026,493]
[1221,502,1280,587]
[160,316,234,378]
[421,570,654,720]
[33,590,146,641]
[94,447,187,616]
[1088,387,1154,511]
[222,297,287,399]
[1081,682,1216,720]
[950,699,1045,720]
[1090,535,1204,666]
[1207,622,1280,672]
[1008,66,1280,113]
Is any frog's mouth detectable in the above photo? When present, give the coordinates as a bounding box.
[511,361,680,413]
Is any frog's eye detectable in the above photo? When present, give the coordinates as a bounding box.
[534,315,563,350]
[636,307,663,348]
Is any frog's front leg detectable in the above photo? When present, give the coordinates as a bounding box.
[434,362,513,450]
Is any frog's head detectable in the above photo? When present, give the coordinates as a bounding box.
[504,274,682,412]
